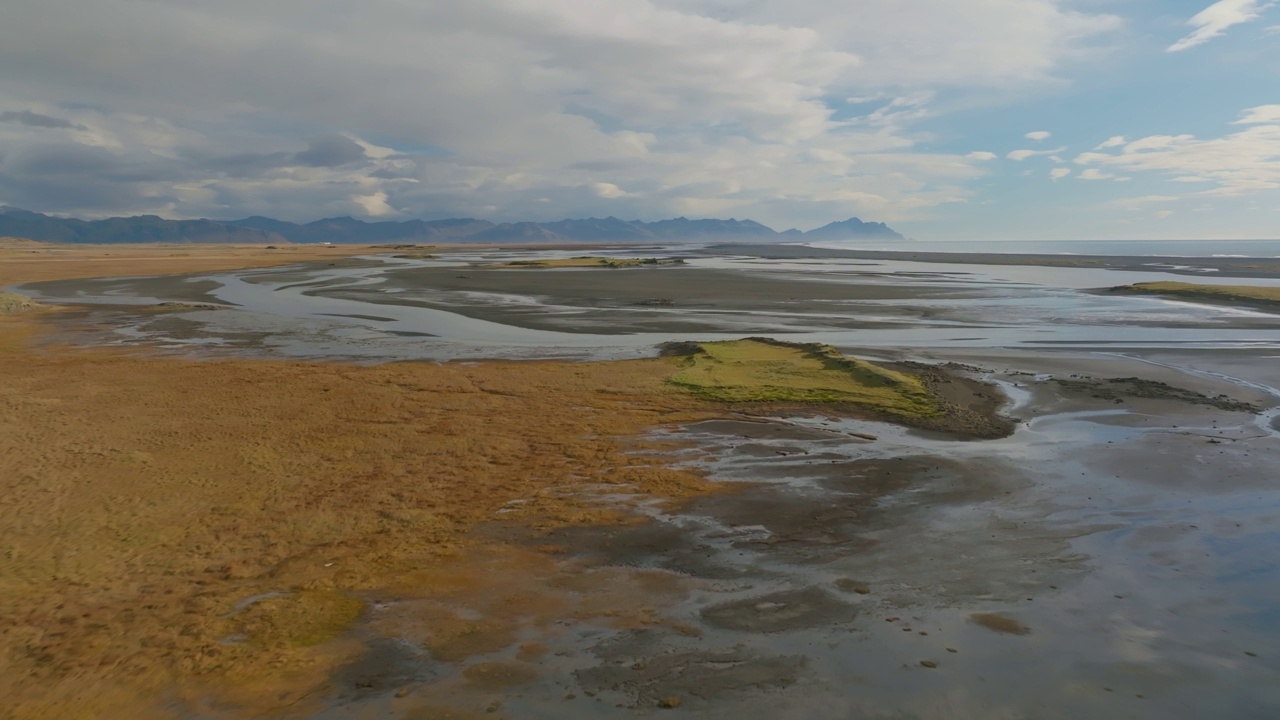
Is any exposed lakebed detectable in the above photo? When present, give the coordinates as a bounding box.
[14,245,1280,719]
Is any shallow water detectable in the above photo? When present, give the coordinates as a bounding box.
[455,359,1280,719]
[290,358,1280,720]
[18,248,1280,361]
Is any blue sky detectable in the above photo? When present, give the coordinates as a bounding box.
[0,0,1277,240]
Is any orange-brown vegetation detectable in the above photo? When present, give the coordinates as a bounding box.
[0,238,372,285]
[0,244,719,719]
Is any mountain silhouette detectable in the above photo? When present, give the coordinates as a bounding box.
[0,208,906,244]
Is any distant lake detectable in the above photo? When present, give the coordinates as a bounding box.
[806,238,1280,258]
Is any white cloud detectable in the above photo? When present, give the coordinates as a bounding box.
[0,0,1124,226]
[590,182,627,198]
[353,190,394,216]
[1095,136,1126,149]
[1266,24,1280,33]
[1111,195,1180,208]
[857,91,936,127]
[966,151,998,161]
[706,0,1122,86]
[1050,168,1071,180]
[1233,105,1280,124]
[1078,168,1115,180]
[1155,210,1175,219]
[1008,146,1069,161]
[351,137,399,160]
[1168,0,1275,52]
[1025,131,1052,141]
[1074,105,1280,197]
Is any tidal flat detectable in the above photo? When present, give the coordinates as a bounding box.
[4,241,1280,719]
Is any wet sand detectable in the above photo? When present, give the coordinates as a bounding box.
[3,243,1280,719]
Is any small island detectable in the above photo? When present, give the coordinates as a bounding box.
[1109,281,1280,309]
[482,256,686,269]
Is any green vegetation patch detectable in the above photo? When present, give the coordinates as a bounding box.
[1112,281,1280,306]
[663,338,941,418]
[0,291,43,315]
[238,589,364,647]
[489,256,684,269]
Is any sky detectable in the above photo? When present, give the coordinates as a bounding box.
[0,0,1278,240]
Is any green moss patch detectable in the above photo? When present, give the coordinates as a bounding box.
[663,338,941,419]
[487,256,684,269]
[1110,281,1280,307]
[0,291,43,315]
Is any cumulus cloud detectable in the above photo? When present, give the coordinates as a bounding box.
[858,92,936,127]
[590,182,628,199]
[1168,0,1275,52]
[0,0,1123,225]
[1076,105,1280,196]
[1078,168,1115,180]
[966,151,998,161]
[1095,136,1126,149]
[1050,168,1071,180]
[1233,105,1280,124]
[1007,146,1068,161]
[1025,131,1052,141]
[353,190,394,217]
[1111,195,1180,208]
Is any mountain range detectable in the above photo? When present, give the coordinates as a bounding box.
[0,208,905,245]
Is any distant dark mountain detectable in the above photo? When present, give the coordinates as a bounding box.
[538,217,652,242]
[229,215,303,236]
[0,208,281,244]
[466,222,568,243]
[230,216,497,244]
[0,208,905,244]
[803,217,905,241]
[637,217,777,240]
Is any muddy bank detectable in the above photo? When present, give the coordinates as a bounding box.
[1050,375,1260,412]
